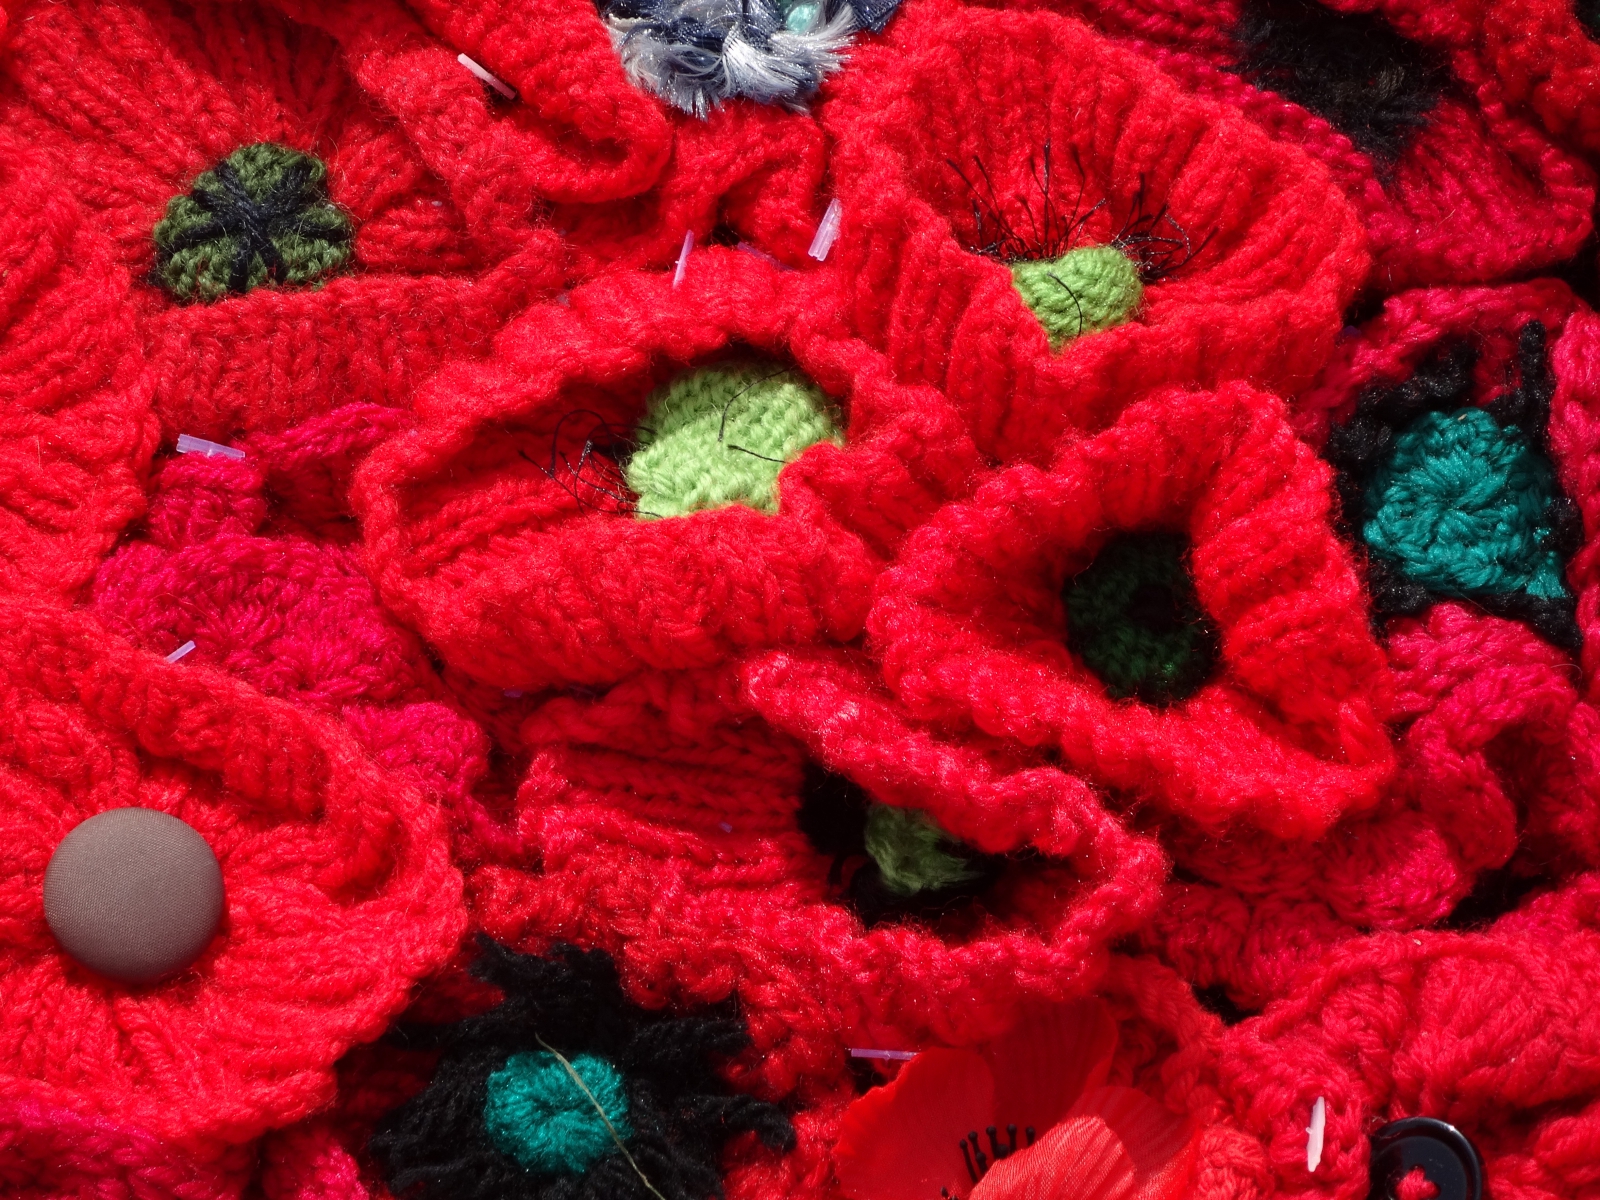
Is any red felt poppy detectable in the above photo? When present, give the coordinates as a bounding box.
[817,0,1369,461]
[869,381,1395,840]
[354,248,982,693]
[833,1001,1196,1200]
[0,0,565,441]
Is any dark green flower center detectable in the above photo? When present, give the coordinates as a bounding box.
[152,142,352,304]
[482,1050,632,1176]
[1065,532,1217,705]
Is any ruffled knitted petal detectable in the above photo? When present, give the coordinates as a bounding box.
[818,0,1369,460]
[469,661,1164,1101]
[1031,0,1595,290]
[870,382,1395,840]
[354,248,982,692]
[0,601,465,1149]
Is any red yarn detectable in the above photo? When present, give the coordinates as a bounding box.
[88,413,508,862]
[470,661,1163,1099]
[817,0,1369,460]
[1021,0,1597,290]
[0,0,565,441]
[355,247,982,692]
[0,129,155,603]
[0,600,464,1149]
[870,380,1395,839]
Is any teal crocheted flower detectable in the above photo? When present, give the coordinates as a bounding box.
[1362,407,1569,603]
[484,1051,633,1176]
[152,143,352,304]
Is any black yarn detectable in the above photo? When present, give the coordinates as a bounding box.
[1323,321,1583,654]
[156,157,350,295]
[797,763,1004,928]
[1234,0,1448,164]
[1192,984,1256,1028]
[370,940,793,1200]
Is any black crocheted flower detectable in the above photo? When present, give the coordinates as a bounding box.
[370,940,794,1200]
[797,764,1004,927]
[152,142,352,304]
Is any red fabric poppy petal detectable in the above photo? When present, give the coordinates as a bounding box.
[1068,1087,1197,1200]
[982,1001,1118,1136]
[969,1113,1136,1200]
[834,1049,995,1200]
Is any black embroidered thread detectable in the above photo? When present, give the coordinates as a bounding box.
[370,939,793,1200]
[1234,0,1448,164]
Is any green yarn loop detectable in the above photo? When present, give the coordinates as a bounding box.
[625,363,841,519]
[483,1051,632,1176]
[1065,533,1218,705]
[863,805,984,898]
[152,142,352,304]
[1010,245,1143,349]
[1363,407,1570,602]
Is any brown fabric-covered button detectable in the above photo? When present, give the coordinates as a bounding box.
[43,808,225,984]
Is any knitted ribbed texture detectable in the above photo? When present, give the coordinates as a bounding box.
[818,0,1370,459]
[627,364,841,517]
[153,143,353,304]
[0,600,464,1149]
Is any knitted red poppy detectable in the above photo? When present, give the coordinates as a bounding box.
[0,129,154,603]
[469,661,1163,1100]
[0,601,464,1149]
[1178,875,1600,1200]
[870,381,1395,840]
[88,409,508,862]
[1027,0,1596,291]
[817,0,1369,460]
[0,1076,248,1199]
[354,248,981,692]
[0,0,565,441]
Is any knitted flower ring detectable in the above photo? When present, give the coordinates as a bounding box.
[819,0,1369,459]
[1039,0,1596,290]
[370,940,795,1200]
[471,658,1165,1104]
[0,601,463,1150]
[355,249,981,692]
[870,382,1396,840]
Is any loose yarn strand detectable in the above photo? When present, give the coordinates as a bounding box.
[535,1035,671,1200]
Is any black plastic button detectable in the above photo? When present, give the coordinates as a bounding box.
[1369,1117,1483,1200]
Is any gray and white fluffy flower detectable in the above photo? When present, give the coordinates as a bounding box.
[601,0,882,117]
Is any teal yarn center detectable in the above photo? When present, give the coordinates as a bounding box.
[152,142,353,304]
[483,1051,633,1176]
[1363,407,1570,602]
[862,805,984,898]
[1065,532,1218,705]
[625,363,841,519]
[1010,244,1143,349]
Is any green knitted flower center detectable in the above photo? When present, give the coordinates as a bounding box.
[483,1051,632,1176]
[152,142,353,304]
[1065,533,1218,705]
[862,805,984,898]
[625,363,842,519]
[1010,245,1144,349]
[1362,407,1570,602]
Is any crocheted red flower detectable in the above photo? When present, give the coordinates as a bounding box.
[1033,0,1595,290]
[818,0,1369,460]
[355,248,982,692]
[328,0,834,273]
[89,409,507,862]
[1187,876,1600,1200]
[470,660,1163,1099]
[0,0,565,440]
[870,381,1394,840]
[833,1001,1197,1200]
[0,129,153,603]
[0,601,464,1149]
